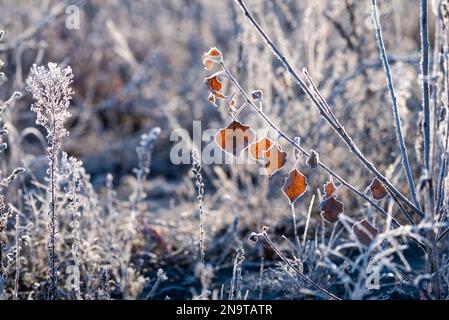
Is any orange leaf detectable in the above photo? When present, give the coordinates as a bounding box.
[323,177,336,199]
[206,47,222,57]
[203,47,222,70]
[205,75,223,92]
[353,219,378,246]
[203,58,214,71]
[370,178,388,200]
[249,137,273,160]
[283,169,308,204]
[263,144,287,178]
[214,120,255,158]
[320,196,344,223]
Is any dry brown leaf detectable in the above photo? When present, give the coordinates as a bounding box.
[353,219,378,246]
[323,177,336,199]
[203,47,222,70]
[306,149,319,168]
[205,75,223,94]
[206,47,222,57]
[214,120,255,158]
[251,90,263,101]
[249,137,273,160]
[205,75,226,106]
[283,169,308,204]
[320,196,344,223]
[370,178,388,200]
[263,144,287,178]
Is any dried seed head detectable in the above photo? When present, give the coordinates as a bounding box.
[26,62,74,154]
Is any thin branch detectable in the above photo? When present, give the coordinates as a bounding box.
[371,0,421,211]
[252,228,341,300]
[420,0,431,175]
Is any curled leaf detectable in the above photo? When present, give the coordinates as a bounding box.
[306,149,319,168]
[320,196,344,223]
[207,91,217,106]
[205,75,226,98]
[370,178,388,200]
[353,219,378,246]
[203,47,222,70]
[228,98,237,113]
[205,47,222,57]
[251,89,263,101]
[283,169,308,204]
[263,144,287,178]
[323,177,336,199]
[249,137,273,160]
[214,120,255,158]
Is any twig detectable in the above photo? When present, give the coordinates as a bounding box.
[303,194,315,246]
[251,227,341,300]
[420,0,431,176]
[290,203,301,250]
[371,0,421,211]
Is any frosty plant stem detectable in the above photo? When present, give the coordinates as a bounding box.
[250,227,341,300]
[191,150,206,268]
[235,0,425,219]
[371,0,421,211]
[420,0,431,176]
[26,62,74,300]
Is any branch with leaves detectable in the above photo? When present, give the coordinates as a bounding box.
[233,0,424,220]
[203,48,395,246]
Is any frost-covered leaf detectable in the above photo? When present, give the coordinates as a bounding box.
[320,196,344,223]
[353,219,378,246]
[205,75,225,99]
[251,89,263,101]
[203,47,222,70]
[214,120,255,158]
[323,177,336,199]
[283,169,308,204]
[370,178,388,200]
[249,137,273,160]
[263,144,287,178]
[306,149,319,168]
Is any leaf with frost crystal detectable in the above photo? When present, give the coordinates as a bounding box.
[202,47,222,70]
[306,149,319,168]
[320,196,344,223]
[214,120,255,158]
[263,144,287,178]
[283,169,308,204]
[249,137,273,160]
[370,178,388,200]
[353,219,378,246]
[323,177,336,199]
